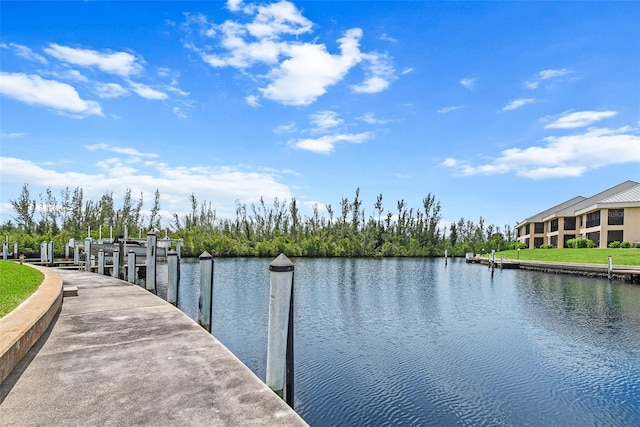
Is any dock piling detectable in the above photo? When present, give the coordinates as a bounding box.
[198,252,214,332]
[146,232,157,294]
[266,254,295,407]
[112,250,120,278]
[167,250,179,306]
[98,250,105,275]
[127,251,136,284]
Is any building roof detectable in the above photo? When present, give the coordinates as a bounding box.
[545,180,639,219]
[575,182,640,214]
[517,180,640,228]
[516,196,586,228]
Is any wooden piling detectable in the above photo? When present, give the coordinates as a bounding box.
[84,238,92,271]
[167,250,179,306]
[608,256,613,280]
[48,241,54,266]
[112,250,120,278]
[127,251,136,284]
[198,252,214,332]
[98,250,105,275]
[146,232,157,294]
[266,254,295,407]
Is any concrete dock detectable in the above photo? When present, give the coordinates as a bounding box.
[0,268,307,426]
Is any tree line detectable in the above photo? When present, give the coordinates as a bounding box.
[2,183,521,258]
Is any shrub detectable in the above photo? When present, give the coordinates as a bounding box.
[566,237,595,248]
[539,244,554,249]
[620,241,631,248]
[635,242,640,249]
[609,241,621,248]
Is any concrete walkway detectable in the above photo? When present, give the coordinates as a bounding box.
[0,269,307,426]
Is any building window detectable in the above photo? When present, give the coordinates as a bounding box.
[586,231,600,247]
[525,224,530,235]
[534,237,544,248]
[608,209,624,226]
[607,230,623,245]
[550,235,558,248]
[534,223,544,234]
[564,217,576,230]
[550,219,558,232]
[586,211,601,228]
[525,238,530,248]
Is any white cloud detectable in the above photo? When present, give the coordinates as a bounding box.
[0,132,26,138]
[309,110,342,130]
[352,52,395,94]
[1,43,48,64]
[442,126,640,179]
[290,132,372,154]
[227,0,243,12]
[0,155,294,220]
[246,94,260,107]
[437,105,463,114]
[95,82,129,98]
[274,122,297,134]
[259,28,363,105]
[544,110,617,129]
[85,143,158,158]
[525,68,572,89]
[401,68,414,75]
[501,98,535,111]
[244,0,313,39]
[0,72,103,117]
[359,112,387,124]
[460,77,477,89]
[172,106,188,119]
[128,82,168,100]
[380,33,397,43]
[44,43,143,77]
[185,2,395,106]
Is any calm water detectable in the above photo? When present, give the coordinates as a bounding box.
[152,257,640,426]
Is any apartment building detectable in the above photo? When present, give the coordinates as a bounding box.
[516,180,640,249]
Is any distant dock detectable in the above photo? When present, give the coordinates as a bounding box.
[466,254,640,284]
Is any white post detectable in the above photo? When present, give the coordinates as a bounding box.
[2,241,7,260]
[167,250,179,306]
[98,250,105,275]
[444,249,448,266]
[198,252,214,332]
[176,239,182,258]
[266,253,295,406]
[112,250,120,278]
[48,241,54,265]
[40,241,47,263]
[127,250,136,284]
[84,238,92,271]
[74,243,80,265]
[146,232,157,293]
[608,256,613,280]
[13,242,18,259]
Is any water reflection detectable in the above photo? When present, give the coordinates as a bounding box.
[151,257,640,426]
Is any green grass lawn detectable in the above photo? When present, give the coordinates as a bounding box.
[0,261,45,318]
[497,248,640,266]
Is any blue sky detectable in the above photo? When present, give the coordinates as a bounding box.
[1,0,639,232]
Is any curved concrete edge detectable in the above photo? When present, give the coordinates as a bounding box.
[0,263,63,384]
